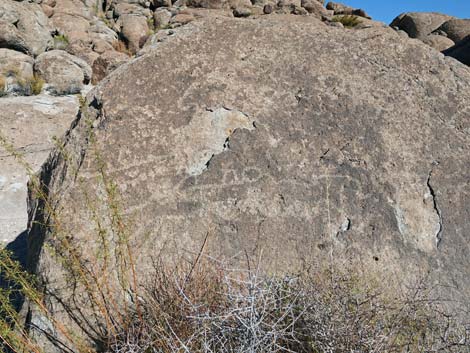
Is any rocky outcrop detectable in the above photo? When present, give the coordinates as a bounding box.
[326,1,370,19]
[0,95,78,245]
[23,16,470,350]
[0,49,34,96]
[35,50,92,95]
[0,0,54,56]
[435,19,470,43]
[390,12,453,39]
[443,35,470,66]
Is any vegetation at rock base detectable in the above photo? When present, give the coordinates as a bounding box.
[53,34,70,50]
[332,15,362,28]
[0,76,6,97]
[30,75,45,96]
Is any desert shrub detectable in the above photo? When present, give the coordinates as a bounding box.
[332,15,362,28]
[112,40,132,57]
[53,34,69,50]
[30,75,45,95]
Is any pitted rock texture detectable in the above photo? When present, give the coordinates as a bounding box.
[390,12,454,39]
[0,95,78,244]
[25,16,470,348]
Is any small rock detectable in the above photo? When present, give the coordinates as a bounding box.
[263,4,273,14]
[0,49,34,96]
[233,7,251,17]
[326,1,370,19]
[154,8,172,28]
[119,14,149,54]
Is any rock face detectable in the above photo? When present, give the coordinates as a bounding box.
[25,16,470,349]
[0,95,78,245]
[435,19,470,43]
[443,35,470,66]
[0,0,53,56]
[422,34,455,51]
[390,12,453,39]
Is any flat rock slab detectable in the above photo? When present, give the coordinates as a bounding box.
[0,95,78,245]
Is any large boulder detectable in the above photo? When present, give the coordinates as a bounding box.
[390,12,453,39]
[24,16,470,350]
[435,19,470,44]
[35,50,92,95]
[443,35,470,66]
[0,95,78,245]
[0,0,53,56]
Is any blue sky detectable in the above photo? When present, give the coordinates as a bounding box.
[334,1,470,24]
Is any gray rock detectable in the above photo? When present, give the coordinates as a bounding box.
[24,17,470,349]
[390,12,453,39]
[443,35,470,66]
[263,4,273,14]
[0,95,78,244]
[0,49,34,96]
[119,14,149,54]
[422,34,455,52]
[233,7,251,17]
[91,49,129,84]
[326,1,370,19]
[435,19,470,44]
[0,0,53,56]
[35,50,92,95]
[154,8,172,28]
[300,0,330,18]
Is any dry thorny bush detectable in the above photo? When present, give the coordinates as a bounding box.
[105,256,470,353]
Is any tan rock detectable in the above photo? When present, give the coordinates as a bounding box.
[0,95,78,243]
[23,17,470,350]
[422,34,455,51]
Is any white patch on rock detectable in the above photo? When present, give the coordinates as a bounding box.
[183,107,255,176]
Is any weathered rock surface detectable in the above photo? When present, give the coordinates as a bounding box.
[390,12,454,39]
[0,95,78,245]
[0,49,34,96]
[435,19,470,44]
[422,34,455,51]
[326,1,370,19]
[443,35,470,66]
[119,14,149,54]
[24,16,470,349]
[0,0,53,56]
[35,50,92,95]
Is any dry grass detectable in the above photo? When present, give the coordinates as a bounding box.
[332,15,362,28]
[112,40,132,57]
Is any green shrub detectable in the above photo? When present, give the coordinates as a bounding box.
[53,34,69,49]
[332,15,362,28]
